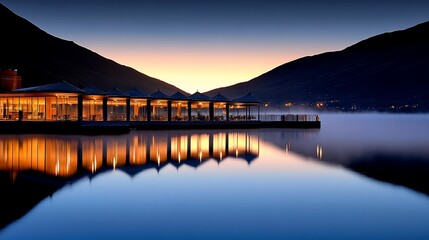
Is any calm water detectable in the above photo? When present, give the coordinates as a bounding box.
[1,113,429,239]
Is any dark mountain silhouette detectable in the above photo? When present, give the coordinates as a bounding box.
[0,4,183,94]
[206,21,429,111]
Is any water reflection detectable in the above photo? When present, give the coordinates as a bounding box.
[258,114,429,198]
[2,115,429,238]
[0,138,78,178]
[0,131,260,179]
[0,130,261,230]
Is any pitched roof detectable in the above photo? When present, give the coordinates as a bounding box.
[150,90,171,99]
[107,88,129,97]
[232,92,261,104]
[83,85,107,95]
[127,88,150,98]
[13,81,84,93]
[170,91,189,100]
[189,91,212,101]
[212,92,230,102]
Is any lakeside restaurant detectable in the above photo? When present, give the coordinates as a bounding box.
[0,81,261,123]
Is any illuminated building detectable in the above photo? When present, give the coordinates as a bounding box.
[0,81,325,130]
[82,86,106,121]
[150,90,170,121]
[189,91,212,121]
[0,81,81,121]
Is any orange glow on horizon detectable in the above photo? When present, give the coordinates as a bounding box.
[87,42,334,93]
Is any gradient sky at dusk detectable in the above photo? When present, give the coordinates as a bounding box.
[3,0,429,92]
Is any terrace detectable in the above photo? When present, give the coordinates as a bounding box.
[0,81,320,133]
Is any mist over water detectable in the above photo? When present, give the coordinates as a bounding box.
[1,113,429,239]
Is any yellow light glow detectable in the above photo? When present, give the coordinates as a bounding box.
[316,145,323,160]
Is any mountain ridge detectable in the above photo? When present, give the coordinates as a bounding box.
[0,3,184,95]
[205,21,429,111]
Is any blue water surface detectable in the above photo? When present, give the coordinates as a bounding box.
[1,113,429,239]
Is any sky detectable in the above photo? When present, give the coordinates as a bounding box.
[2,0,429,92]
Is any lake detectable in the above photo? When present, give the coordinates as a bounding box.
[1,113,429,239]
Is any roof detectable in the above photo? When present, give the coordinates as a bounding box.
[170,91,189,100]
[189,91,212,101]
[212,92,230,102]
[12,81,84,93]
[232,92,261,104]
[127,88,150,98]
[83,86,107,95]
[107,88,129,97]
[150,90,171,99]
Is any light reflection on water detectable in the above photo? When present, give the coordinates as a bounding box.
[1,113,429,239]
[0,131,259,178]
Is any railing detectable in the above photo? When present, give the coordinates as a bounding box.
[259,114,319,122]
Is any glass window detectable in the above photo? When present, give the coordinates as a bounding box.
[151,100,168,121]
[190,102,210,121]
[171,101,188,121]
[107,98,127,121]
[83,98,104,121]
[130,99,148,121]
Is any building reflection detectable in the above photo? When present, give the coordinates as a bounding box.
[0,137,78,178]
[0,131,260,179]
[0,131,260,229]
[81,138,103,173]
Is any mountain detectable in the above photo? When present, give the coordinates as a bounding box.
[206,21,429,111]
[0,4,183,94]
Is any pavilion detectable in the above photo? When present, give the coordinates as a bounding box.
[0,81,262,123]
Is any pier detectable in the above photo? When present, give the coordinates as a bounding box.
[0,81,320,134]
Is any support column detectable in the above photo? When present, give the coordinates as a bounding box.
[77,95,83,122]
[167,100,172,122]
[147,99,151,122]
[258,105,260,121]
[187,101,192,122]
[102,97,108,122]
[209,102,214,121]
[126,98,131,122]
[226,103,230,121]
[177,103,182,119]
